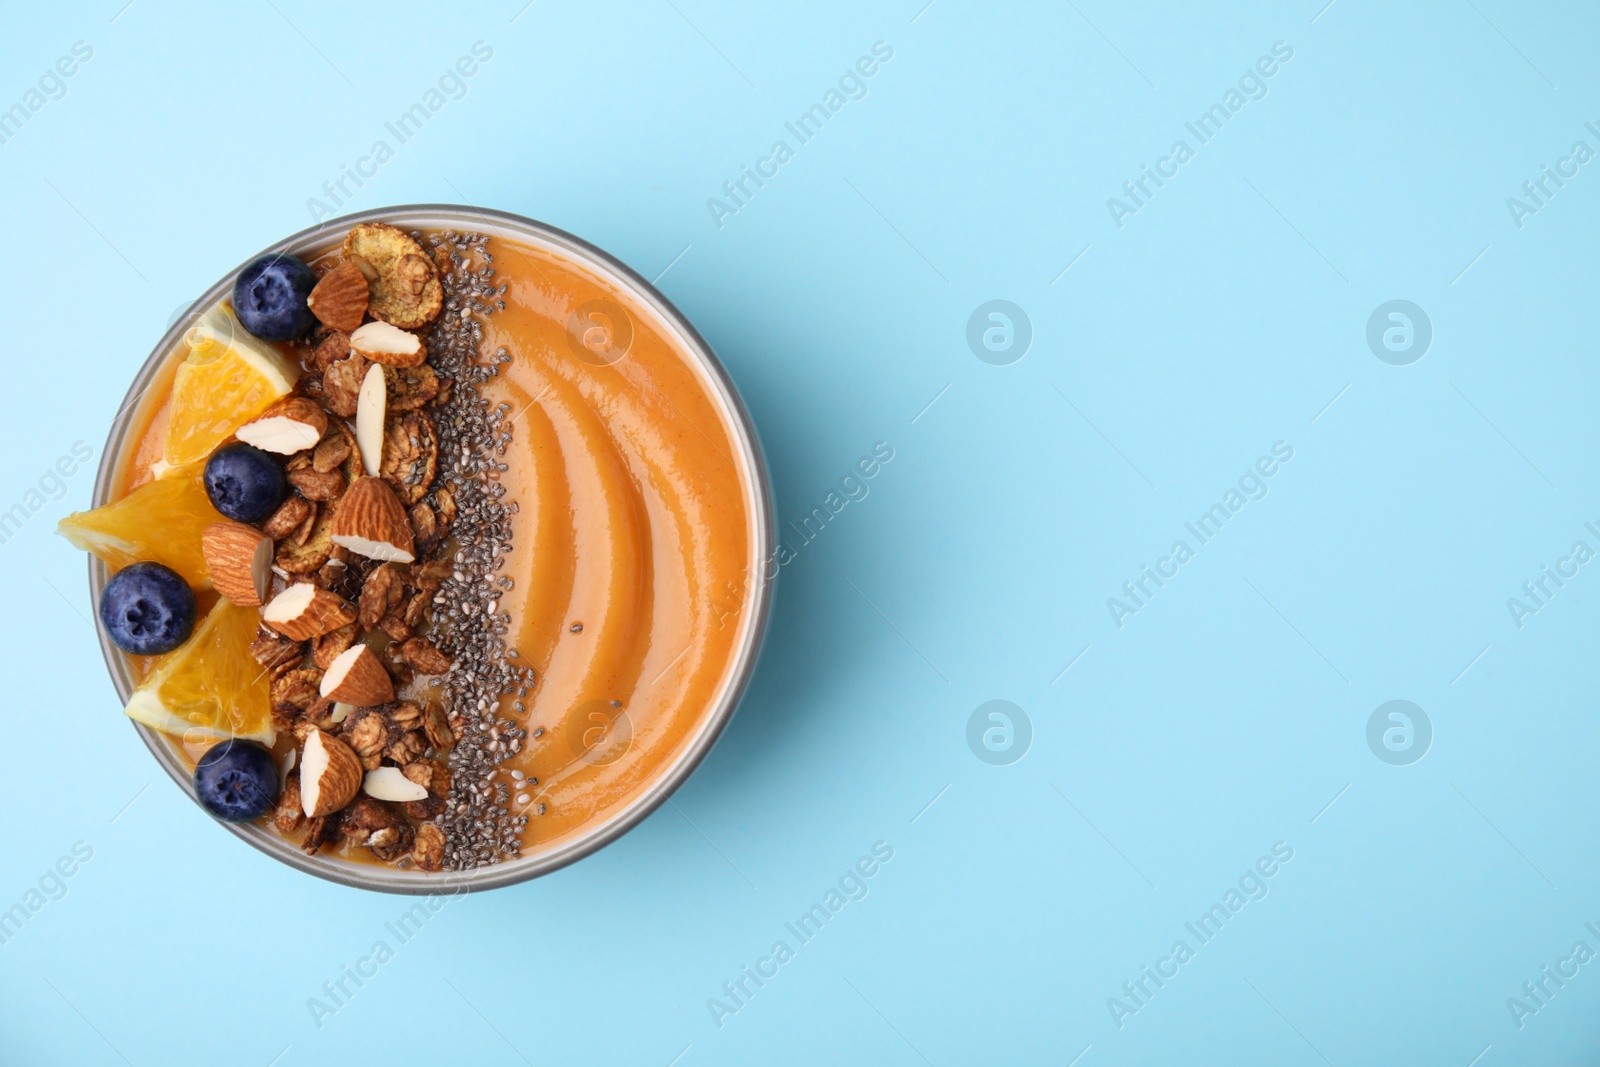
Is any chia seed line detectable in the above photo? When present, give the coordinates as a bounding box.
[419,230,537,871]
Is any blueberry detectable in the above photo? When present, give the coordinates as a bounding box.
[193,739,279,822]
[99,562,196,656]
[204,442,286,523]
[233,254,317,341]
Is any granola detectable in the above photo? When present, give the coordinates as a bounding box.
[411,823,446,872]
[300,815,337,855]
[397,636,451,675]
[379,411,438,506]
[276,505,335,574]
[287,467,345,503]
[339,797,415,861]
[409,502,439,551]
[384,363,440,411]
[357,563,404,629]
[402,760,448,820]
[249,632,304,681]
[343,223,444,329]
[320,352,367,417]
[136,224,537,874]
[310,622,358,670]
[423,704,454,751]
[261,496,313,540]
[270,668,322,715]
[341,706,389,770]
[274,773,304,834]
[312,436,350,475]
[310,328,352,372]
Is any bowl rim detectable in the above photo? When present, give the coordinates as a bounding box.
[88,204,776,894]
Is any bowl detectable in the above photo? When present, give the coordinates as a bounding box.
[88,205,775,893]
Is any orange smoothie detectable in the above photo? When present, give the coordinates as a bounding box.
[111,231,752,864]
[476,239,751,850]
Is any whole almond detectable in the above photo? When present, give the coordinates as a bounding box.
[330,477,415,563]
[306,260,370,333]
[201,522,273,606]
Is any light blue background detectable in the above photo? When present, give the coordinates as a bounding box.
[2,1,1597,1063]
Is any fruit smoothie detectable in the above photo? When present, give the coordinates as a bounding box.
[65,221,753,874]
[475,238,751,851]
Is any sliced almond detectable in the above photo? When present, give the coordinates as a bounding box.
[355,362,386,477]
[318,643,395,706]
[261,582,356,641]
[300,728,363,818]
[329,477,415,563]
[350,321,427,368]
[331,702,354,724]
[235,397,329,455]
[362,766,429,803]
[201,521,273,606]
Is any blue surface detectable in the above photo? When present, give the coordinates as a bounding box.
[2,1,1597,1063]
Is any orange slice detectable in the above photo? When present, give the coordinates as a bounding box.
[56,462,216,588]
[123,599,275,744]
[158,305,299,472]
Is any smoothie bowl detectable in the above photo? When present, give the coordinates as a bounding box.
[61,207,773,892]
